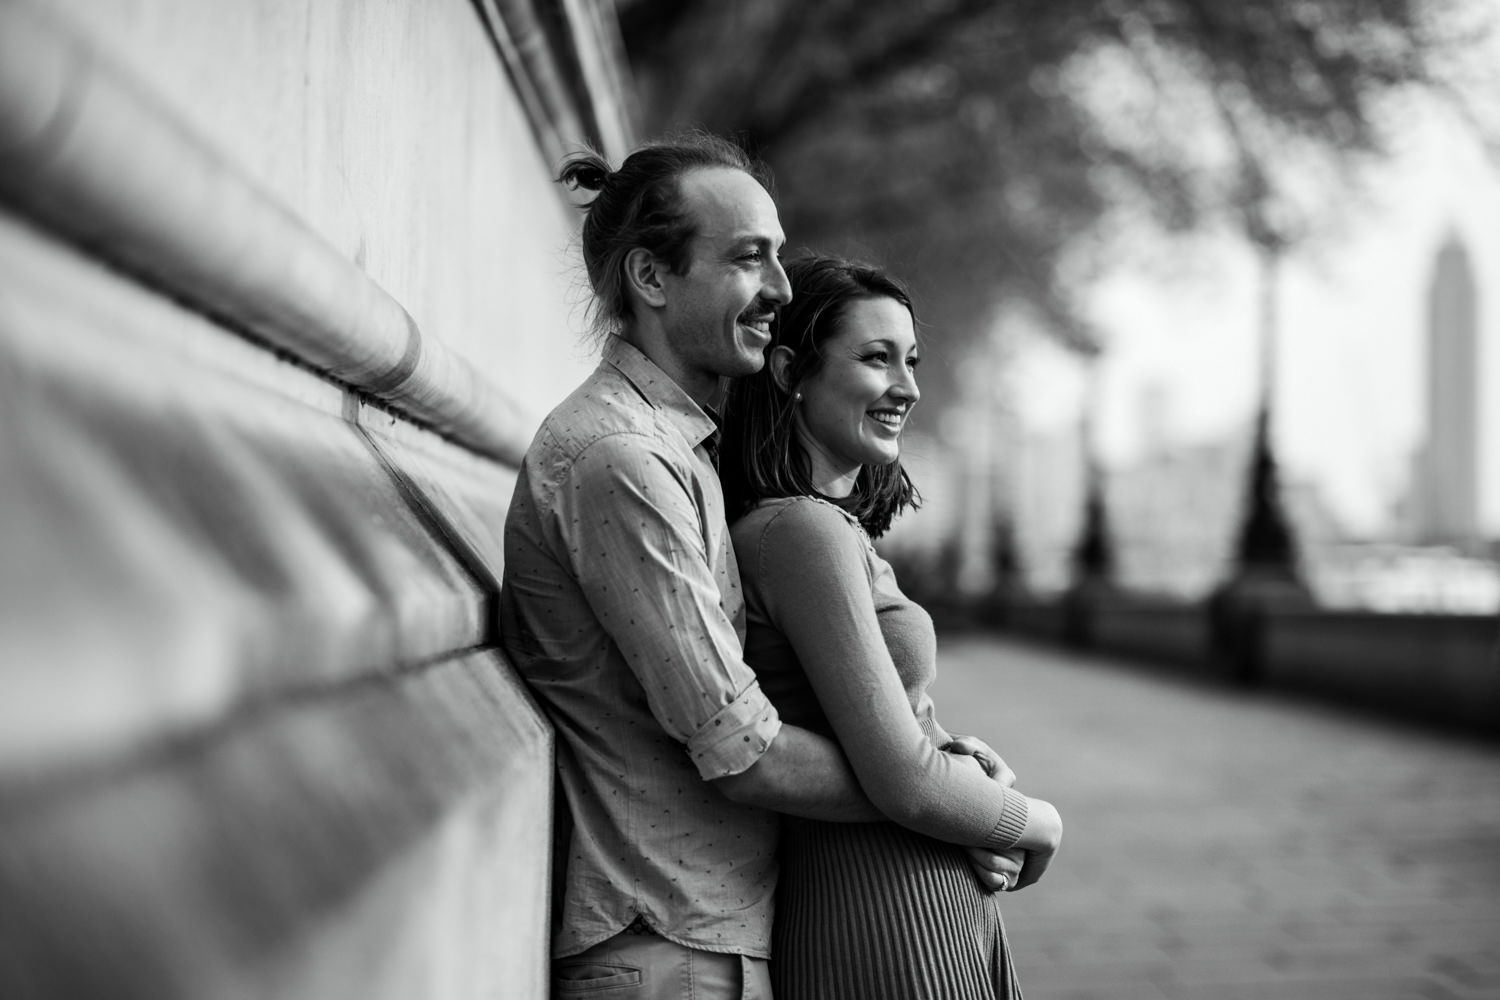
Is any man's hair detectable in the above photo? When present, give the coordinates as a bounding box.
[720,254,922,539]
[558,133,772,341]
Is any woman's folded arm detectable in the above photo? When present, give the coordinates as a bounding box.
[754,502,1027,850]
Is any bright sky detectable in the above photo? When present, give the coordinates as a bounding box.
[1014,92,1500,539]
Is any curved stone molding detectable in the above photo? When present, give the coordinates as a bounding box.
[477,0,637,166]
[0,213,494,773]
[0,0,532,464]
[0,650,552,1000]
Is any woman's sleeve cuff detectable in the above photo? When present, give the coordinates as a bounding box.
[982,788,1031,850]
[686,680,783,780]
[921,716,954,748]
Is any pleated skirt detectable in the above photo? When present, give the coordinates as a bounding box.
[771,818,1023,1000]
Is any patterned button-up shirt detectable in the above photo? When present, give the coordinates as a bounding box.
[499,338,783,959]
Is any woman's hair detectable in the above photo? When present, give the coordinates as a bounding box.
[720,254,922,539]
[558,133,771,342]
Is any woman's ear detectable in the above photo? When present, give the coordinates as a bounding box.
[768,345,797,394]
[624,248,667,309]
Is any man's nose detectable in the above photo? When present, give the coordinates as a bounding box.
[764,256,792,305]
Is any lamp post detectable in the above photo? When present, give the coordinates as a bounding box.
[1064,353,1113,648]
[1236,233,1301,578]
[1209,176,1313,684]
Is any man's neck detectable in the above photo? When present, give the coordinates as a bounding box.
[618,329,717,407]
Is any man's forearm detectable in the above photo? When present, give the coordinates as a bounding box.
[710,724,883,822]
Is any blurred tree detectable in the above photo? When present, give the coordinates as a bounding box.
[617,0,1490,405]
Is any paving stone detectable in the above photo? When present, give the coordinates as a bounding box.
[931,635,1500,1000]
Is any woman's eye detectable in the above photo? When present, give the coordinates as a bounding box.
[907,356,921,370]
[863,352,889,364]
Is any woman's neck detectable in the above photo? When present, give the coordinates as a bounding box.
[808,466,859,498]
[796,429,859,498]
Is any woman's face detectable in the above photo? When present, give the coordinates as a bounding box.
[790,295,920,497]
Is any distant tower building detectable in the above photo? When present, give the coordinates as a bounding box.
[1411,230,1480,544]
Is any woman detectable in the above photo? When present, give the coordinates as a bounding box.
[720,255,1063,999]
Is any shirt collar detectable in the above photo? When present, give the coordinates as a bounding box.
[603,338,720,452]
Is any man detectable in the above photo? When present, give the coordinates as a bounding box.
[498,135,1019,997]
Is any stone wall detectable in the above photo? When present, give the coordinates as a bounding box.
[0,1,630,995]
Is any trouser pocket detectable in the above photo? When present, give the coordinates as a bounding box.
[554,961,643,994]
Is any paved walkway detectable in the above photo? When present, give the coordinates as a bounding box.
[930,633,1500,1000]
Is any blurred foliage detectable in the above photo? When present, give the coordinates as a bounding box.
[617,0,1492,403]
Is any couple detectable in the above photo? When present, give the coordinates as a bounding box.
[499,133,1063,999]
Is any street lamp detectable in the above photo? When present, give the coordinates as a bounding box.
[1064,353,1113,648]
[1237,216,1301,579]
[1208,170,1313,684]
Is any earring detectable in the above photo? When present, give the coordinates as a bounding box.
[793,391,803,403]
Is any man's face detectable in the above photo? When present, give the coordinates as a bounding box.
[655,168,791,395]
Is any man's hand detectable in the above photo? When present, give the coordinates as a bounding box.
[964,846,1027,893]
[944,734,1016,788]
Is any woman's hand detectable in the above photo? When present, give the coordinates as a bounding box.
[963,846,1027,893]
[946,738,1058,891]
[967,795,1063,893]
[944,735,1016,787]
[1010,796,1063,891]
[947,736,1034,891]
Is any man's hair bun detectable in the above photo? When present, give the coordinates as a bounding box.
[558,152,613,193]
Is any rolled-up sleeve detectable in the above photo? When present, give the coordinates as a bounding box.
[556,431,778,778]
[687,679,783,778]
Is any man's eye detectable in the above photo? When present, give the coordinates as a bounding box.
[741,250,763,262]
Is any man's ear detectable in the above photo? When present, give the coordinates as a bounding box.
[624,248,668,309]
[768,345,797,394]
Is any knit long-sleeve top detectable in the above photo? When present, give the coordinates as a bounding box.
[731,497,1029,851]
